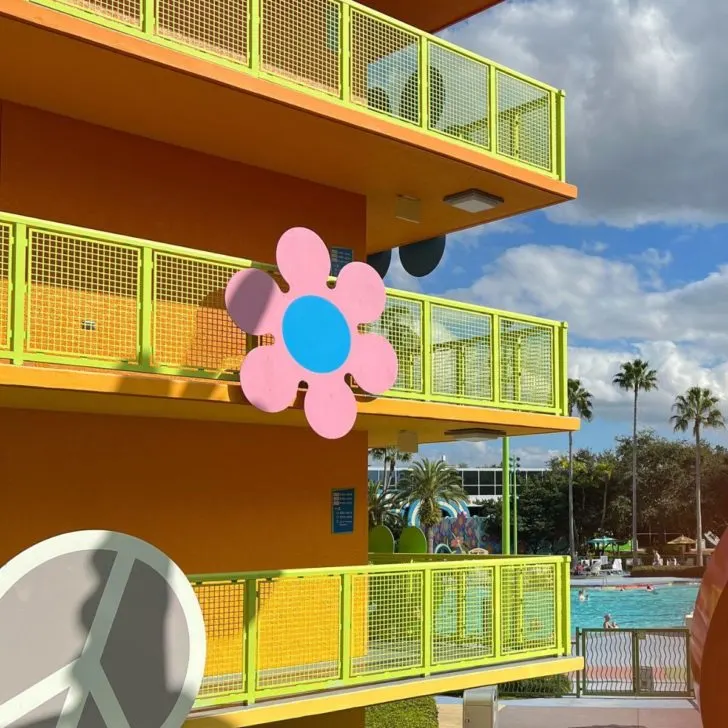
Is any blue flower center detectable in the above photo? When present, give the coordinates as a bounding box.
[281,295,351,374]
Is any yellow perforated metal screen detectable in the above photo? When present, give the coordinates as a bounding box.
[152,253,247,373]
[194,581,245,697]
[430,305,492,401]
[55,0,142,25]
[500,317,554,407]
[156,0,249,63]
[261,0,342,95]
[432,566,495,665]
[497,71,552,171]
[351,570,423,675]
[0,224,10,352]
[500,563,557,655]
[256,576,342,690]
[428,42,490,149]
[26,230,140,363]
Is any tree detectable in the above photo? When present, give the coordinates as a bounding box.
[613,359,658,565]
[670,387,726,566]
[567,379,593,564]
[595,454,618,533]
[396,458,466,552]
[369,447,412,492]
[368,481,403,532]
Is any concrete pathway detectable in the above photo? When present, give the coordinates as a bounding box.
[437,697,701,728]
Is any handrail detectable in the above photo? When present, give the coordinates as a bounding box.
[28,0,565,179]
[0,211,568,416]
[188,557,572,709]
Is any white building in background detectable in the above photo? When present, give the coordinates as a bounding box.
[367,466,548,506]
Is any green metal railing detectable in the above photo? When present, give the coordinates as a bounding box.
[188,556,572,709]
[28,0,566,180]
[0,212,569,415]
[576,627,693,698]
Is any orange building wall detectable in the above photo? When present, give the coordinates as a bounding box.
[0,408,368,572]
[0,102,367,266]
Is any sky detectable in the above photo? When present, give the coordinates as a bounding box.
[379,0,728,468]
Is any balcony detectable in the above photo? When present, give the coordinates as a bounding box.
[0,212,575,440]
[186,556,578,723]
[0,0,576,252]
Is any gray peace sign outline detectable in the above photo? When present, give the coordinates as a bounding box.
[0,531,207,728]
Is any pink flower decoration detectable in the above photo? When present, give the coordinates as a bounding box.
[224,228,398,439]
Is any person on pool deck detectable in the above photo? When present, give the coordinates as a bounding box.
[604,613,619,629]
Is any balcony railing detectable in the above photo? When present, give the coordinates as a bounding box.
[188,556,572,709]
[0,212,568,416]
[28,0,566,179]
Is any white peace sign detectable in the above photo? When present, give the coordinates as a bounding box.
[0,531,206,728]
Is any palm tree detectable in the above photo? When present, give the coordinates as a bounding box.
[396,458,467,552]
[368,481,403,531]
[567,379,593,564]
[670,387,725,567]
[595,455,617,533]
[370,447,412,492]
[613,359,658,566]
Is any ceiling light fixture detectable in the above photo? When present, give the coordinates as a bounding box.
[443,428,507,442]
[443,189,504,213]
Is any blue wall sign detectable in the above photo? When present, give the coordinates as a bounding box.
[330,247,354,277]
[332,488,355,534]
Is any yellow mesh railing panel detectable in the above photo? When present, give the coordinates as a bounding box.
[261,0,342,96]
[156,0,249,63]
[500,563,557,655]
[351,571,423,676]
[499,317,554,407]
[427,42,490,149]
[0,224,10,352]
[26,230,139,363]
[365,295,423,394]
[194,581,245,697]
[350,9,420,124]
[256,575,342,689]
[53,0,142,25]
[432,566,495,665]
[431,305,492,401]
[152,253,248,373]
[497,71,552,172]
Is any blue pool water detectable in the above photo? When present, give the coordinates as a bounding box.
[571,583,699,630]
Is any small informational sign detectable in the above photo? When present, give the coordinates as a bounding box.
[330,247,354,277]
[332,488,355,534]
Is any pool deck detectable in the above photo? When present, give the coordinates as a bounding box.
[572,575,700,588]
[437,696,701,727]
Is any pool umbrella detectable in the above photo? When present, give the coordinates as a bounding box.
[588,537,617,549]
[667,535,696,546]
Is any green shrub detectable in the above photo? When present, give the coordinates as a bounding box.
[365,697,438,728]
[630,565,705,578]
[500,674,572,698]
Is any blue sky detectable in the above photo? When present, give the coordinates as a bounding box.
[380,0,728,467]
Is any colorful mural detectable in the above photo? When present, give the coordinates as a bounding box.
[432,514,502,555]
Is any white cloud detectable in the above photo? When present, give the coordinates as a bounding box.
[420,441,562,468]
[383,254,422,293]
[582,241,609,254]
[443,0,728,228]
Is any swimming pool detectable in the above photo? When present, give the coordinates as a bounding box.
[571,583,699,630]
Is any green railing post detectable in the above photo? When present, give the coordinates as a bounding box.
[562,559,571,655]
[631,630,640,695]
[423,566,432,675]
[501,437,511,555]
[422,299,432,400]
[340,1,350,104]
[244,578,258,705]
[490,313,501,407]
[576,628,582,697]
[419,38,429,132]
[141,0,155,34]
[139,247,154,369]
[488,64,498,153]
[557,90,567,181]
[10,223,28,366]
[492,564,502,659]
[340,572,352,681]
[248,0,260,74]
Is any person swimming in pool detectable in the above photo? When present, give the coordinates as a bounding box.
[578,589,588,601]
[603,613,619,630]
[646,584,655,592]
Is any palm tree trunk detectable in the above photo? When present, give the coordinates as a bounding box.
[426,525,434,554]
[601,479,609,532]
[696,427,703,568]
[568,431,576,564]
[632,387,639,568]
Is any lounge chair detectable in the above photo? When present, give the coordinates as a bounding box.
[589,562,602,576]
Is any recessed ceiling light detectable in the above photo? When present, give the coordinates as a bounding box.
[443,189,504,213]
[443,428,506,442]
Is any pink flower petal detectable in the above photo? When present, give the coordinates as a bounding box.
[348,333,398,395]
[303,374,358,439]
[331,261,387,324]
[240,344,303,413]
[225,268,285,336]
[276,227,332,295]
